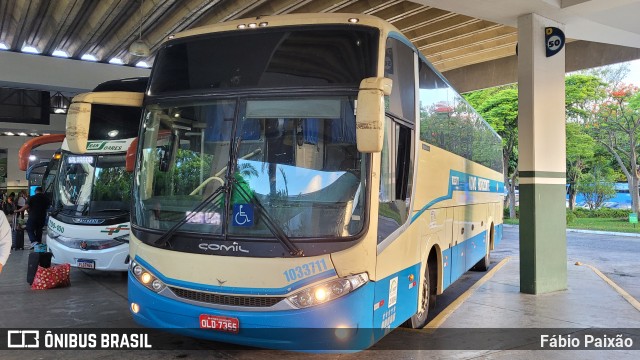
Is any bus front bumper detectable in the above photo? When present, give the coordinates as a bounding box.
[48,237,129,271]
[128,272,377,351]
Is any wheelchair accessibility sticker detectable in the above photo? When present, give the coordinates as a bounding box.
[232,204,254,227]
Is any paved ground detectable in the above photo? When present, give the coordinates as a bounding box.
[0,226,638,359]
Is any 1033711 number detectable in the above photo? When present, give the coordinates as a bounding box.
[283,259,329,283]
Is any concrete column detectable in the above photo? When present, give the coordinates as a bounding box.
[517,13,567,294]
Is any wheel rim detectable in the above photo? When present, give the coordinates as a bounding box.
[416,270,429,320]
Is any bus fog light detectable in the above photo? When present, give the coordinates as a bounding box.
[287,273,369,309]
[131,302,140,313]
[335,326,353,341]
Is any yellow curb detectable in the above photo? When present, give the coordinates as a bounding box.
[575,261,640,312]
[420,256,512,330]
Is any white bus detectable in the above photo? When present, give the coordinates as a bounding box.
[46,77,146,271]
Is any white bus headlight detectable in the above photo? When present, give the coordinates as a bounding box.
[47,228,61,239]
[287,273,368,309]
[130,261,166,293]
[114,234,130,243]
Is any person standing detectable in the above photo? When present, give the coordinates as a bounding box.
[16,187,50,248]
[16,191,27,219]
[0,210,12,273]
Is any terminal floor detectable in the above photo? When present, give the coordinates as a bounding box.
[0,232,639,359]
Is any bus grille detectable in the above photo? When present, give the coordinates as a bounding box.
[169,287,283,307]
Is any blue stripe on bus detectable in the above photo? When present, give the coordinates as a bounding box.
[371,263,421,331]
[134,256,337,296]
[443,230,489,291]
[411,170,504,223]
[494,223,503,247]
[129,273,377,351]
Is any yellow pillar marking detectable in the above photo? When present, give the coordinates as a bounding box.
[421,256,511,330]
[575,261,640,312]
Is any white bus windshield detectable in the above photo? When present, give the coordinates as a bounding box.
[55,153,132,216]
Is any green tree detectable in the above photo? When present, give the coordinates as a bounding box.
[564,74,607,210]
[576,157,617,210]
[590,84,640,213]
[565,74,607,122]
[465,85,519,218]
[565,123,595,209]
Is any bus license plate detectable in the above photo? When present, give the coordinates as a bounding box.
[199,314,239,333]
[77,259,95,269]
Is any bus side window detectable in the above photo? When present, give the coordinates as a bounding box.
[378,37,415,244]
[378,118,414,243]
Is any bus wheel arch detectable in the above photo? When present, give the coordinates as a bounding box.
[403,245,438,329]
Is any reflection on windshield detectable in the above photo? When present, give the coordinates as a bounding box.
[56,153,132,216]
[134,97,367,240]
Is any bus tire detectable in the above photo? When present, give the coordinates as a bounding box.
[403,262,431,329]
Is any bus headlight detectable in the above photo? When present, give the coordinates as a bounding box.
[287,273,368,309]
[114,234,130,243]
[47,228,62,239]
[130,261,166,293]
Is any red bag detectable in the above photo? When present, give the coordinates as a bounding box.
[31,264,71,290]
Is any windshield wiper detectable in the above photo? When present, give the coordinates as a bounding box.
[231,176,304,257]
[225,135,303,257]
[93,209,128,213]
[153,185,227,248]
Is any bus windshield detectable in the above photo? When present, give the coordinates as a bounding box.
[133,96,367,243]
[149,26,377,94]
[55,153,132,216]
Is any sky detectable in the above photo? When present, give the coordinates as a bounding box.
[625,59,640,86]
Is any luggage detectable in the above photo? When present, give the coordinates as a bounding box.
[10,214,24,250]
[12,229,24,250]
[27,252,54,285]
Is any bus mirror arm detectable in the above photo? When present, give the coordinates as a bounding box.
[356,77,392,153]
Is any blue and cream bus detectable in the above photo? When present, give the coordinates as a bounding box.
[68,14,503,350]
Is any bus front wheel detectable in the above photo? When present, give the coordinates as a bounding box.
[404,263,432,329]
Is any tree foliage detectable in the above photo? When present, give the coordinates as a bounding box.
[590,83,640,213]
[464,85,518,218]
[576,165,616,210]
[565,122,596,209]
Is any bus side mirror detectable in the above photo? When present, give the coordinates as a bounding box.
[159,131,179,172]
[66,102,91,154]
[356,77,392,153]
